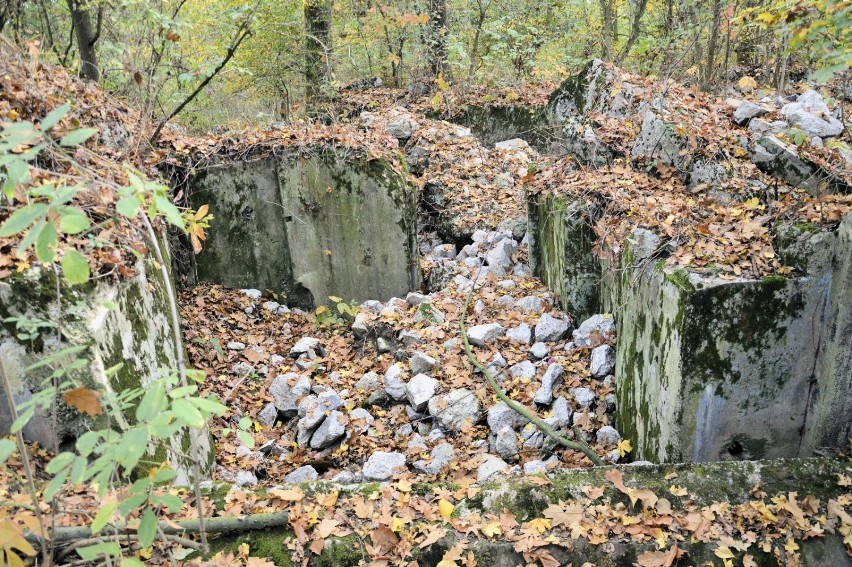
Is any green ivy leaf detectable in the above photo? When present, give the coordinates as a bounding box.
[237,429,255,449]
[45,451,75,474]
[153,493,183,513]
[17,218,47,258]
[59,127,98,147]
[138,508,157,548]
[61,249,90,285]
[77,541,121,561]
[0,203,48,236]
[0,439,16,464]
[41,103,71,132]
[57,206,91,234]
[172,398,205,428]
[2,159,30,197]
[35,220,57,263]
[116,195,141,218]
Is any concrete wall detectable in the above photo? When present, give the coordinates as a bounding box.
[186,148,419,307]
[527,188,852,463]
[0,241,211,483]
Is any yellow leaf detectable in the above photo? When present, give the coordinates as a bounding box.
[194,204,209,220]
[617,438,632,457]
[431,93,443,111]
[436,73,449,91]
[669,485,688,497]
[738,76,758,90]
[328,295,342,303]
[436,561,457,567]
[744,197,762,210]
[315,305,329,315]
[527,517,551,534]
[438,498,454,519]
[391,517,406,532]
[784,538,799,554]
[481,521,502,538]
[714,546,735,560]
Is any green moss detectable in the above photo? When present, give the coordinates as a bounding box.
[203,528,295,566]
[664,269,695,293]
[316,535,366,566]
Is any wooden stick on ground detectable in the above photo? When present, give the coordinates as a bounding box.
[459,268,606,466]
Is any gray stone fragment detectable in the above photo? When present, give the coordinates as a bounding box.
[355,371,380,391]
[231,362,253,376]
[491,352,507,368]
[332,470,361,483]
[590,344,616,377]
[485,238,516,276]
[477,454,509,482]
[530,342,549,360]
[269,375,300,418]
[413,302,446,324]
[570,387,596,409]
[227,341,246,351]
[552,397,571,428]
[384,364,407,401]
[352,313,370,338]
[534,363,564,405]
[377,337,394,353]
[386,116,418,139]
[285,465,319,484]
[362,451,406,481]
[413,442,455,475]
[524,460,547,475]
[290,337,321,357]
[509,360,536,379]
[596,425,622,446]
[572,314,616,347]
[432,244,457,260]
[406,292,429,306]
[257,402,279,427]
[395,424,414,438]
[406,373,438,411]
[399,330,422,347]
[495,138,530,151]
[235,470,258,487]
[428,388,481,431]
[269,354,285,366]
[495,425,519,459]
[349,408,374,432]
[487,402,529,434]
[409,351,437,375]
[408,433,428,451]
[310,410,348,449]
[606,449,621,463]
[291,374,312,397]
[733,100,770,125]
[513,263,531,277]
[241,288,262,300]
[515,296,545,314]
[361,300,384,314]
[781,89,843,138]
[467,323,505,346]
[498,295,515,308]
[506,323,532,344]
[535,314,570,342]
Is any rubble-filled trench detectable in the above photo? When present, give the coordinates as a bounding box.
[170,62,852,565]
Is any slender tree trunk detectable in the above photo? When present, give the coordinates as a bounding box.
[703,0,722,89]
[66,0,100,81]
[425,0,451,81]
[467,0,490,81]
[598,0,614,60]
[615,0,649,64]
[304,0,332,109]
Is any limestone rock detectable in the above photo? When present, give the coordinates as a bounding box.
[413,442,455,475]
[467,323,505,346]
[257,402,279,427]
[310,410,348,449]
[534,363,564,405]
[590,344,615,377]
[349,408,375,432]
[552,397,571,428]
[227,341,246,351]
[515,296,545,314]
[572,314,616,347]
[269,375,300,419]
[495,138,530,151]
[235,470,258,487]
[477,454,509,483]
[355,371,380,390]
[406,373,438,411]
[570,387,596,409]
[386,116,418,139]
[428,388,481,431]
[487,402,529,434]
[495,425,519,459]
[285,465,318,483]
[485,238,516,276]
[509,361,536,380]
[413,302,446,325]
[733,100,770,125]
[362,451,407,481]
[506,323,532,344]
[535,314,570,342]
[409,351,437,375]
[290,337,321,357]
[781,90,843,138]
[596,425,622,446]
[384,364,408,401]
[530,342,549,359]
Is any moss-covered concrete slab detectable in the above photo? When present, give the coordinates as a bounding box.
[198,457,851,566]
[607,215,852,463]
[184,148,419,308]
[0,242,211,483]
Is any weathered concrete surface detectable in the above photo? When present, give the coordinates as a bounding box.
[184,149,419,307]
[201,457,852,566]
[446,105,551,153]
[526,191,602,321]
[0,242,211,483]
[607,215,852,463]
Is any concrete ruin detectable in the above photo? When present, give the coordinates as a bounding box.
[0,246,211,483]
[181,148,420,308]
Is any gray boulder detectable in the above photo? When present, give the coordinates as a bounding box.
[285,465,319,483]
[428,388,481,431]
[290,337,321,357]
[495,425,520,459]
[384,364,408,401]
[467,323,505,346]
[552,397,571,428]
[355,371,380,391]
[386,116,418,139]
[506,323,532,344]
[572,314,616,347]
[596,425,622,446]
[406,373,438,411]
[409,351,437,375]
[349,408,375,432]
[485,238,516,276]
[534,363,564,405]
[530,342,549,360]
[781,89,843,138]
[477,454,509,482]
[509,360,536,379]
[257,402,279,427]
[310,410,348,449]
[413,442,455,475]
[269,375,300,418]
[590,344,616,377]
[733,100,770,125]
[535,314,570,342]
[515,296,545,314]
[487,402,529,434]
[362,451,407,481]
[570,387,596,409]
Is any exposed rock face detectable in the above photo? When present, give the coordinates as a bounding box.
[0,244,212,485]
[182,149,420,308]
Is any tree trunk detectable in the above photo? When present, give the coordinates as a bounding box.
[598,0,614,60]
[66,0,100,82]
[425,0,451,81]
[468,0,490,81]
[703,0,722,89]
[304,0,332,109]
[615,0,649,65]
